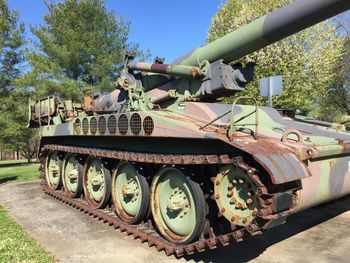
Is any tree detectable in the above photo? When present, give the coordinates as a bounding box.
[18,0,138,101]
[0,0,36,162]
[0,97,39,162]
[0,0,24,98]
[207,0,344,113]
[316,30,350,122]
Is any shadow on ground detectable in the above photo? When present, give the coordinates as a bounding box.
[183,196,350,262]
[0,176,18,185]
[1,181,350,263]
[0,162,37,168]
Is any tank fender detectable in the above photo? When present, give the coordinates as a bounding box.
[231,138,311,184]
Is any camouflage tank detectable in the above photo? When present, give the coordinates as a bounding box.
[28,0,350,256]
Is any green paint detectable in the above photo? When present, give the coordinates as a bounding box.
[26,0,350,245]
[63,154,79,193]
[180,16,268,66]
[157,169,196,236]
[129,62,202,79]
[315,161,331,202]
[217,165,258,226]
[114,163,142,216]
[45,152,60,188]
[86,158,106,202]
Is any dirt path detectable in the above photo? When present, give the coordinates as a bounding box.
[1,181,350,263]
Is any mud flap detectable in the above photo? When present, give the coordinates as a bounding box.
[231,138,311,184]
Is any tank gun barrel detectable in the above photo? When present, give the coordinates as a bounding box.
[178,0,350,66]
[128,61,203,79]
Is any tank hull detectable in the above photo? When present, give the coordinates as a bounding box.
[298,157,350,211]
[39,103,350,214]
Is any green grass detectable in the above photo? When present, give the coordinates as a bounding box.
[0,159,35,166]
[0,162,40,184]
[0,205,56,263]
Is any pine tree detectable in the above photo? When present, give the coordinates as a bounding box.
[19,0,136,100]
[0,0,24,99]
[0,0,30,161]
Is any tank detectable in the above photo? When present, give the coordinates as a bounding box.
[28,0,350,256]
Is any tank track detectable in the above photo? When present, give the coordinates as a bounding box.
[39,144,292,257]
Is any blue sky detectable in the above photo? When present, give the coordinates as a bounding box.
[8,0,223,63]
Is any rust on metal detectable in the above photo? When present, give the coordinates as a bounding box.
[39,143,297,256]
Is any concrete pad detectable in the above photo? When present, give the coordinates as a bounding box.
[0,181,350,263]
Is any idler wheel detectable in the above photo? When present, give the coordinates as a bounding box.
[214,165,258,227]
[45,151,62,190]
[150,167,206,244]
[62,153,83,198]
[83,157,111,209]
[111,162,150,224]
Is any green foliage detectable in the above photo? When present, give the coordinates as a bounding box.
[0,0,36,161]
[315,35,350,123]
[0,205,55,263]
[0,0,24,96]
[18,0,139,100]
[208,0,344,113]
[0,91,38,152]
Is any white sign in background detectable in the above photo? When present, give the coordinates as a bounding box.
[260,75,283,107]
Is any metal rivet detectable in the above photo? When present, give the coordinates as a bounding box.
[221,208,225,213]
[215,194,220,199]
[242,218,247,224]
[215,180,220,186]
[227,191,233,197]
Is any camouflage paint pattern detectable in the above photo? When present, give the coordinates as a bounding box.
[28,0,350,247]
[37,99,350,212]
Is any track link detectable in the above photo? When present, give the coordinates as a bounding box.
[40,144,291,256]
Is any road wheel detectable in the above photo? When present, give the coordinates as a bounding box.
[45,151,62,190]
[83,157,111,209]
[62,153,83,198]
[111,162,150,224]
[214,165,258,227]
[150,167,206,244]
